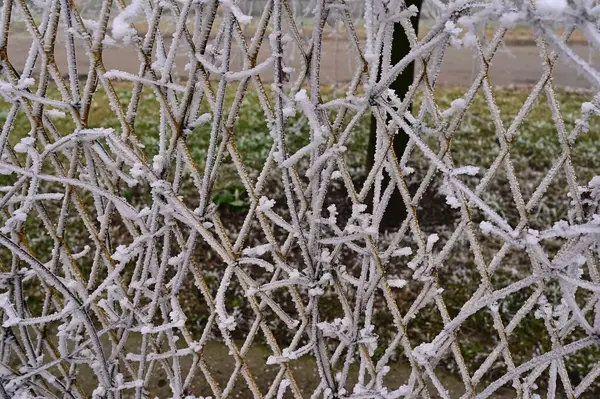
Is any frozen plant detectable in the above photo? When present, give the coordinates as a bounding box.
[0,0,600,398]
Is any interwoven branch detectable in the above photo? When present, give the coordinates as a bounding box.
[0,0,600,398]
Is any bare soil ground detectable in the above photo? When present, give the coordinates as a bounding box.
[66,335,514,398]
[5,33,600,89]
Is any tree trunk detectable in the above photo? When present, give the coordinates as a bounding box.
[367,0,423,230]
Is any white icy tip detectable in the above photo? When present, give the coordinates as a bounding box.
[536,0,568,15]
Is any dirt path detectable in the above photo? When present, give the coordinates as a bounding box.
[64,336,514,398]
[6,34,600,89]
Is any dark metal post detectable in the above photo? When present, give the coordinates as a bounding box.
[367,0,423,229]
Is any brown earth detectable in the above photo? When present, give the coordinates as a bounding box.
[65,336,515,398]
[4,33,600,89]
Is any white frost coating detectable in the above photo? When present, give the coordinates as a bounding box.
[282,106,295,117]
[445,195,461,209]
[280,139,323,168]
[152,154,165,173]
[388,278,407,288]
[503,11,525,28]
[130,162,145,178]
[111,0,143,42]
[220,0,252,25]
[0,294,21,327]
[451,165,479,176]
[412,342,437,365]
[277,378,291,399]
[17,77,35,89]
[226,57,273,80]
[14,137,35,153]
[44,109,66,118]
[294,89,309,103]
[242,243,272,257]
[444,20,463,48]
[480,221,494,235]
[462,31,478,48]
[536,0,569,15]
[104,69,186,91]
[392,247,413,257]
[426,234,439,252]
[189,113,212,129]
[441,98,467,117]
[3,0,600,397]
[258,196,276,211]
[582,102,596,113]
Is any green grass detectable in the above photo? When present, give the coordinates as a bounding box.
[4,84,597,198]
[1,82,599,393]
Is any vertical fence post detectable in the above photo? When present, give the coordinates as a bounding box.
[367,0,422,229]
